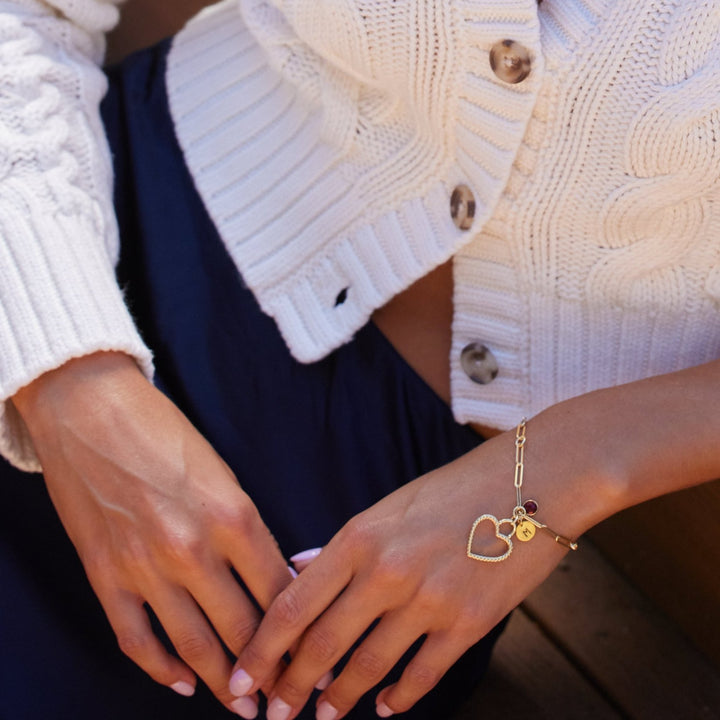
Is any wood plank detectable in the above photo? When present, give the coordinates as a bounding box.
[456,609,622,720]
[522,540,720,719]
[590,481,720,668]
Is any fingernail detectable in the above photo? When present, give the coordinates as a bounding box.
[377,702,394,718]
[229,668,254,697]
[231,696,259,719]
[290,547,322,564]
[316,700,338,720]
[287,565,299,579]
[170,681,195,697]
[315,670,333,691]
[267,697,293,720]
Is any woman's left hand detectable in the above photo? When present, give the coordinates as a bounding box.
[229,427,593,719]
[232,360,720,719]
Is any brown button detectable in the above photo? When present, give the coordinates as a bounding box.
[489,40,532,84]
[450,185,476,231]
[460,342,499,385]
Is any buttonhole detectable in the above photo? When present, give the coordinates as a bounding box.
[334,287,349,307]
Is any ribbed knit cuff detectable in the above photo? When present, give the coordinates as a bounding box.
[0,205,153,473]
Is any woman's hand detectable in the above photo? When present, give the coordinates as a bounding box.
[13,351,291,718]
[229,360,720,720]
[228,424,603,720]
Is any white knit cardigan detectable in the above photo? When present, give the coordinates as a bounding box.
[1,0,719,471]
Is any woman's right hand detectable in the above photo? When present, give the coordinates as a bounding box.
[13,351,291,718]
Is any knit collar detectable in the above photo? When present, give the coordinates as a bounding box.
[166,0,609,361]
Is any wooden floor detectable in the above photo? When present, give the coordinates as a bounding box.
[455,541,720,720]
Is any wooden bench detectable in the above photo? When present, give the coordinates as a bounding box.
[458,539,720,719]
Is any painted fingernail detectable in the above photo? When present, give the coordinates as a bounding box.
[290,547,322,565]
[231,696,259,719]
[316,700,338,720]
[229,668,254,697]
[287,565,299,579]
[376,702,394,718]
[267,697,293,720]
[170,680,195,697]
[315,670,333,691]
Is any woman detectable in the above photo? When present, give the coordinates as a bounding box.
[1,1,719,719]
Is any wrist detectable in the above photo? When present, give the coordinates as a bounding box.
[465,419,582,564]
[533,362,720,539]
[13,351,144,438]
[523,406,627,542]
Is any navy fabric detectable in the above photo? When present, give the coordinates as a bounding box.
[0,40,504,720]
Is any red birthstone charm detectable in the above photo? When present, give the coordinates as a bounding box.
[523,499,538,516]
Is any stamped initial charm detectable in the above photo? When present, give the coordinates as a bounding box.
[516,518,536,542]
[467,514,515,562]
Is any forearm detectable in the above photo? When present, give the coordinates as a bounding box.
[0,0,152,471]
[518,360,720,541]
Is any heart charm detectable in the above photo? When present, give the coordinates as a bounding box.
[467,514,515,562]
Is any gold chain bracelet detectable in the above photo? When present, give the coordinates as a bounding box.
[467,419,578,563]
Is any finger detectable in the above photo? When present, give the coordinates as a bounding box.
[98,586,197,695]
[231,631,332,700]
[262,574,413,720]
[186,565,262,657]
[149,586,259,717]
[232,650,289,711]
[290,547,322,573]
[312,610,424,720]
[223,503,294,611]
[269,594,387,709]
[232,543,353,694]
[374,632,469,717]
[188,565,296,706]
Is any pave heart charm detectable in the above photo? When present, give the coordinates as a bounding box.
[467,514,515,562]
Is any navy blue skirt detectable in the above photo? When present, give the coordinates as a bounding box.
[0,41,503,720]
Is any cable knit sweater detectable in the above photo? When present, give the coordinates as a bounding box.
[1,0,719,471]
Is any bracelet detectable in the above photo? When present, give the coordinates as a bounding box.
[467,419,578,563]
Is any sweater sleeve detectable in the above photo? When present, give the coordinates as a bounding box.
[0,0,154,473]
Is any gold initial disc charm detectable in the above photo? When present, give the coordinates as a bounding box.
[516,518,536,542]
